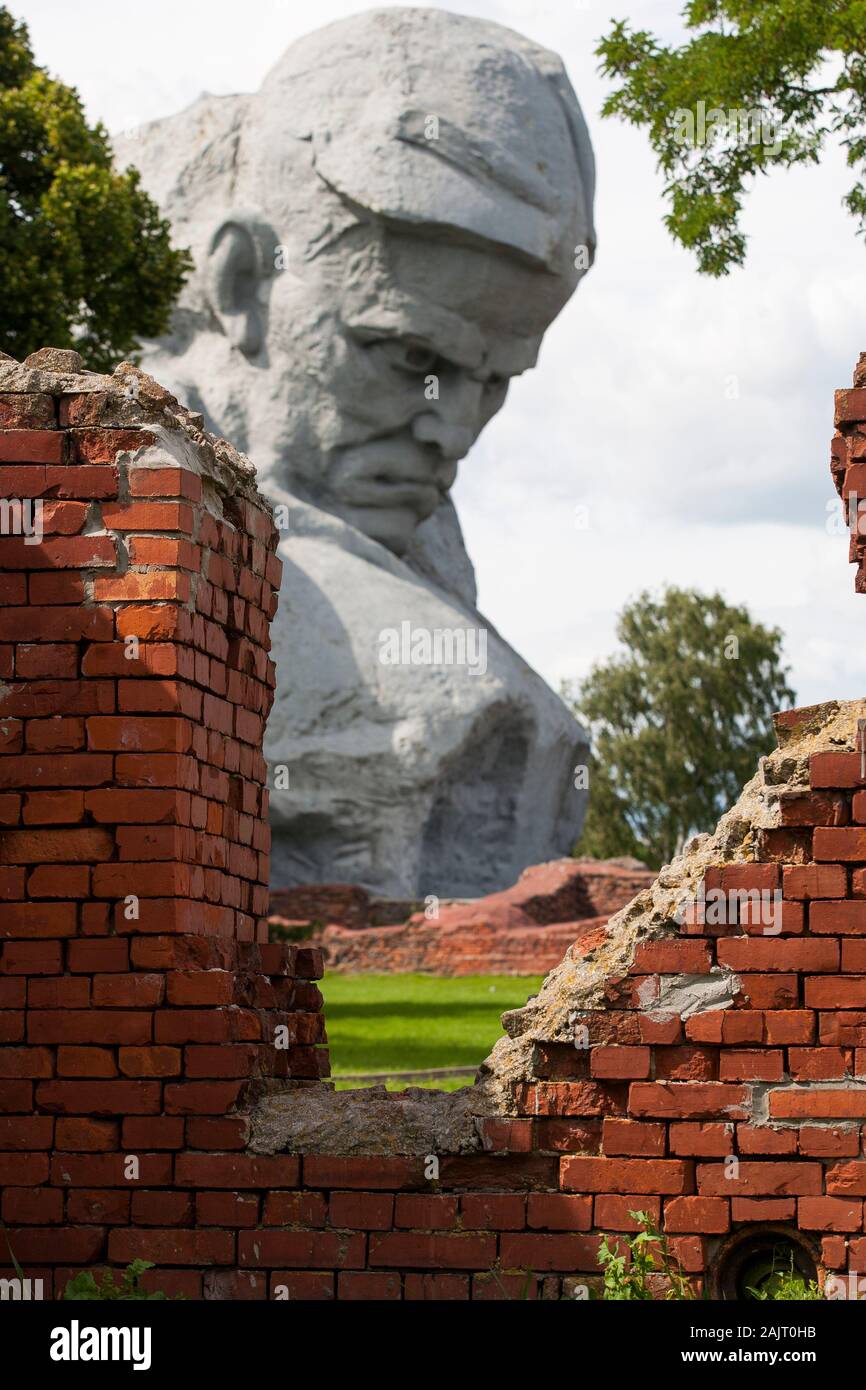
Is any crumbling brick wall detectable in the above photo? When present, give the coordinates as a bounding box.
[0,349,327,1296]
[4,349,866,1300]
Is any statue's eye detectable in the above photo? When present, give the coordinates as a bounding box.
[403,344,438,372]
[375,340,439,374]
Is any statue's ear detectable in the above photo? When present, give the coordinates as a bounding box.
[205,210,277,358]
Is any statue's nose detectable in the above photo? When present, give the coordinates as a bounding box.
[410,412,475,460]
[410,372,485,461]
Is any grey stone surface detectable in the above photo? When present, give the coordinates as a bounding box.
[114,7,596,896]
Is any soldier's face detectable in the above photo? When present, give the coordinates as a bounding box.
[262,230,571,554]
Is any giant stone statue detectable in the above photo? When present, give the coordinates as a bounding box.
[115,7,596,897]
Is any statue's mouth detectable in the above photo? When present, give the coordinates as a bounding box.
[329,436,450,517]
[339,474,440,516]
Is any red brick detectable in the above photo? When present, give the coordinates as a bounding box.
[72,428,156,465]
[735,1126,797,1155]
[67,1190,131,1225]
[57,1047,117,1078]
[55,1119,118,1152]
[165,971,233,1006]
[28,1011,151,1045]
[591,1195,660,1232]
[521,1193,589,1231]
[704,864,780,892]
[16,644,78,679]
[590,1045,651,1080]
[799,1127,860,1158]
[263,1192,326,1227]
[669,1123,733,1157]
[5,1227,104,1264]
[628,1082,748,1120]
[335,1272,399,1300]
[789,1047,850,1080]
[84,789,186,825]
[27,865,89,898]
[732,1198,796,1222]
[303,1157,425,1190]
[174,1154,300,1188]
[93,572,190,603]
[798,1197,863,1231]
[101,500,194,532]
[118,1046,180,1077]
[806,976,866,1008]
[737,975,799,1009]
[0,903,76,938]
[820,1012,866,1045]
[2,1187,63,1224]
[497,1232,601,1272]
[268,1272,333,1300]
[328,1191,394,1230]
[132,1191,195,1226]
[109,1228,234,1266]
[770,1090,866,1120]
[0,1046,52,1078]
[67,939,129,973]
[238,1230,365,1268]
[1,941,62,974]
[764,1010,815,1045]
[0,430,64,463]
[28,571,86,604]
[630,941,712,974]
[50,1153,171,1186]
[810,752,865,788]
[368,1232,496,1270]
[664,1196,729,1233]
[129,467,202,500]
[87,715,192,753]
[815,827,866,860]
[21,790,85,824]
[35,1080,161,1114]
[560,1157,690,1195]
[393,1194,457,1230]
[812,901,866,934]
[827,1163,866,1196]
[122,1117,185,1150]
[405,1273,469,1300]
[91,974,164,1008]
[719,1050,784,1082]
[185,1117,250,1150]
[163,1081,243,1114]
[0,394,54,429]
[0,1116,53,1150]
[697,1162,822,1196]
[783,864,847,899]
[602,1118,665,1157]
[461,1194,527,1230]
[717,938,838,972]
[655,1045,717,1082]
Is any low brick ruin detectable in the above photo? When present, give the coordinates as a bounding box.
[3,349,866,1299]
[270,859,655,975]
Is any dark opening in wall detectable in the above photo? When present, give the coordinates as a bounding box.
[712,1226,819,1301]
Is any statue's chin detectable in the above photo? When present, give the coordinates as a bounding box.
[333,503,424,557]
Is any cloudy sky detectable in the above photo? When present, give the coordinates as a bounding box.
[14,0,866,709]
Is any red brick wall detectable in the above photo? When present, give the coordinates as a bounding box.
[0,356,328,1297]
[3,351,866,1300]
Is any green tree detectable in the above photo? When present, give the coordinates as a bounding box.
[0,7,191,370]
[597,1,866,274]
[566,587,794,868]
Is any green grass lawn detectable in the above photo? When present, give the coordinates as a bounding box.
[321,973,544,1091]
